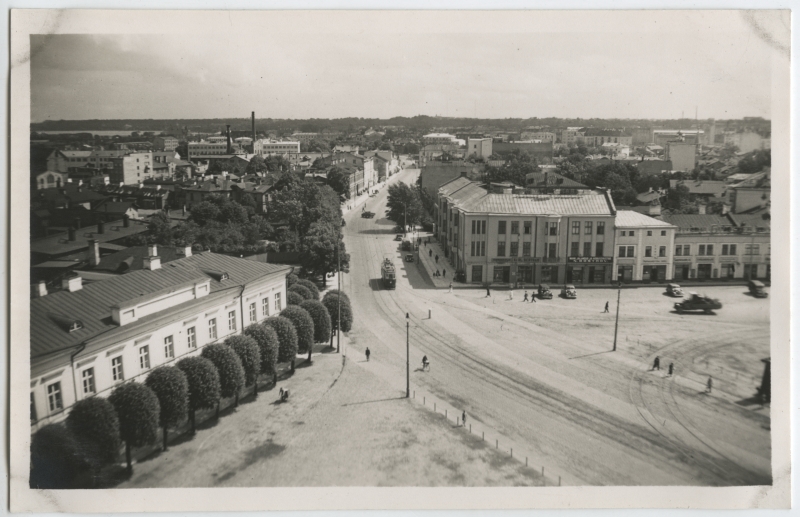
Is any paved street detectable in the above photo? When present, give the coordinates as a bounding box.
[342,167,771,486]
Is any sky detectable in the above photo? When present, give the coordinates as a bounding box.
[29,10,786,122]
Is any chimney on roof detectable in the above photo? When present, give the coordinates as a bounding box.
[68,227,77,241]
[88,238,100,267]
[721,203,730,215]
[648,204,662,216]
[74,217,81,230]
[120,182,124,187]
[62,274,83,292]
[123,215,130,228]
[251,112,256,148]
[35,280,48,298]
[698,204,707,215]
[149,244,158,257]
[144,255,161,271]
[183,245,192,257]
[97,221,105,234]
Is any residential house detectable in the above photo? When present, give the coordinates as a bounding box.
[613,211,676,282]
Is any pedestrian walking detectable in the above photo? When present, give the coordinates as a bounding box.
[668,363,674,376]
[449,282,453,293]
[706,376,713,393]
[429,249,432,257]
[652,356,660,371]
[435,269,440,277]
[523,291,529,302]
[604,301,610,313]
[509,289,514,301]
[443,269,446,278]
[365,347,371,362]
[486,287,491,298]
[462,411,467,427]
[435,254,439,263]
[531,293,537,303]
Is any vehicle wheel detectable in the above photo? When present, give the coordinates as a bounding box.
[704,309,711,314]
[676,308,682,314]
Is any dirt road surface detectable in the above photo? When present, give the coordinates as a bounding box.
[343,167,771,486]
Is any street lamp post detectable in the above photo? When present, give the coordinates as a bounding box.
[406,312,410,398]
[613,284,621,352]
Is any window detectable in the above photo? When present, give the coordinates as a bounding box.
[471,241,475,256]
[187,326,197,348]
[661,230,667,236]
[510,242,519,257]
[571,242,579,257]
[249,303,257,323]
[524,221,532,234]
[471,220,476,234]
[479,241,486,257]
[262,298,270,317]
[548,222,558,236]
[620,231,626,237]
[629,231,635,237]
[618,246,626,258]
[722,244,738,256]
[675,244,690,256]
[619,246,635,258]
[498,221,507,234]
[596,242,604,257]
[584,242,592,257]
[547,243,557,258]
[47,382,63,412]
[522,242,531,257]
[698,244,715,256]
[497,241,506,257]
[82,368,95,395]
[647,231,652,236]
[585,221,593,234]
[481,221,486,234]
[658,246,666,257]
[139,345,151,370]
[275,292,282,312]
[645,246,652,257]
[745,244,760,255]
[112,356,124,382]
[209,318,218,340]
[164,336,174,359]
[511,221,519,234]
[572,221,580,235]
[596,222,605,235]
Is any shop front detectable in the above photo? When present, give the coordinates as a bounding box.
[642,264,667,282]
[673,258,692,280]
[567,257,612,284]
[490,257,541,286]
[696,262,714,280]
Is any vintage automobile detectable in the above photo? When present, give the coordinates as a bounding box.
[537,284,553,300]
[748,279,768,298]
[361,211,375,218]
[674,292,722,314]
[405,254,414,263]
[401,240,412,251]
[561,284,577,299]
[394,234,403,241]
[666,283,683,297]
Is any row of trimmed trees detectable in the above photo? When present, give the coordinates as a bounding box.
[31,277,354,489]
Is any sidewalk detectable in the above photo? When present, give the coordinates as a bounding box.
[416,234,457,289]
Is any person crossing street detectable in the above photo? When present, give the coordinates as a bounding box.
[365,347,371,362]
[604,301,610,313]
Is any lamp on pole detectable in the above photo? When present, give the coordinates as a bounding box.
[406,312,410,398]
[613,283,621,352]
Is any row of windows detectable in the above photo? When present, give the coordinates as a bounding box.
[620,230,668,237]
[470,220,608,236]
[618,245,668,258]
[674,243,762,256]
[34,292,284,421]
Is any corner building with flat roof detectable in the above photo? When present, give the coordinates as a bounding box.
[436,175,617,286]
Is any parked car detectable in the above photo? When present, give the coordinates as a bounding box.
[666,283,683,297]
[405,254,414,263]
[401,240,412,251]
[361,211,375,218]
[748,279,768,298]
[674,293,722,314]
[561,284,577,299]
[394,234,403,241]
[537,284,553,299]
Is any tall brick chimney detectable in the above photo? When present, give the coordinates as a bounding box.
[226,125,232,154]
[251,112,256,149]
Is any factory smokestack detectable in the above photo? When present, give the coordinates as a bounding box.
[226,124,232,154]
[251,112,256,147]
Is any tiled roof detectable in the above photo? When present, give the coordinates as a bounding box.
[446,182,615,215]
[30,219,152,257]
[659,213,732,231]
[727,210,770,230]
[59,151,92,158]
[31,253,292,360]
[438,176,472,197]
[669,180,728,196]
[525,171,587,189]
[615,210,675,228]
[93,245,183,273]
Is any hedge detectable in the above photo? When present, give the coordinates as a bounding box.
[286,291,304,306]
[288,284,313,301]
[145,366,189,451]
[177,356,221,434]
[264,316,298,371]
[201,343,246,406]
[226,335,261,390]
[66,396,121,468]
[243,324,280,384]
[295,279,320,301]
[281,305,315,357]
[286,273,299,287]
[108,382,161,473]
[30,423,89,489]
[299,299,332,344]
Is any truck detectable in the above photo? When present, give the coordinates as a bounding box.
[674,292,722,314]
[381,258,396,289]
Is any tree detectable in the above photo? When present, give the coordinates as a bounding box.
[322,293,354,347]
[386,182,425,229]
[287,291,304,306]
[145,366,189,451]
[323,289,350,305]
[299,299,332,346]
[226,335,261,397]
[326,166,351,201]
[245,154,268,175]
[295,279,320,300]
[289,284,314,300]
[66,397,121,473]
[281,305,316,361]
[108,382,161,474]
[30,424,89,489]
[176,356,221,434]
[244,324,280,385]
[286,273,299,287]
[264,316,299,372]
[299,222,350,287]
[201,344,246,409]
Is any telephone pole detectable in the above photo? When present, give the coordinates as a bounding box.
[406,313,410,398]
[337,240,341,354]
[613,285,621,351]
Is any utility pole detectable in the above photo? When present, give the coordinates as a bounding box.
[406,313,410,398]
[613,285,621,351]
[337,240,341,354]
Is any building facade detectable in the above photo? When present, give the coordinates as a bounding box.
[423,133,458,145]
[437,176,617,286]
[30,252,291,431]
[153,136,179,152]
[109,152,155,185]
[254,139,301,156]
[612,211,677,282]
[665,142,697,172]
[466,138,493,159]
[520,132,557,143]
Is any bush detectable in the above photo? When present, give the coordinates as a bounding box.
[286,273,299,287]
[66,397,121,468]
[244,324,279,383]
[226,335,261,389]
[287,291,304,306]
[323,293,354,343]
[145,366,188,451]
[295,279,320,300]
[299,299,332,344]
[288,284,313,300]
[281,305,315,357]
[109,382,161,473]
[201,344,246,405]
[30,424,89,489]
[264,316,298,371]
[323,289,350,305]
[177,356,221,433]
